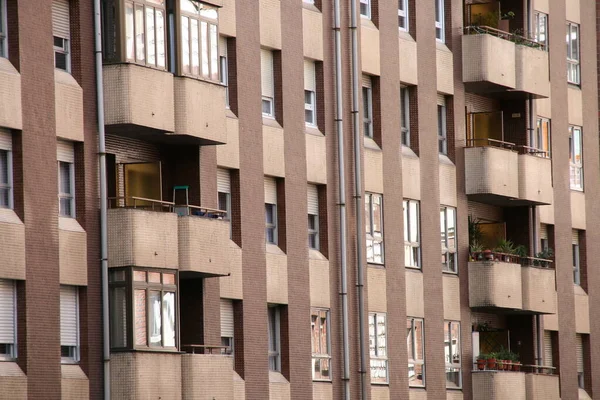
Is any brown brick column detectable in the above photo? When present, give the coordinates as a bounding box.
[16,0,62,398]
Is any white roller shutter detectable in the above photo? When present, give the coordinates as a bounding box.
[437,93,446,106]
[576,334,584,373]
[264,177,277,205]
[0,130,11,151]
[544,330,553,367]
[217,168,231,193]
[220,299,234,337]
[52,0,71,39]
[0,280,15,345]
[307,184,318,215]
[540,224,548,240]
[572,229,580,244]
[219,36,227,58]
[304,60,316,92]
[261,49,274,98]
[57,140,75,163]
[60,286,78,347]
[362,74,372,88]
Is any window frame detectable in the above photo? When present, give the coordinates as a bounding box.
[398,0,409,31]
[180,0,219,81]
[124,0,167,69]
[58,161,76,218]
[265,203,278,245]
[54,36,71,72]
[403,199,421,269]
[407,317,425,387]
[440,206,457,274]
[573,242,581,286]
[444,321,462,389]
[569,126,583,191]
[219,41,229,108]
[532,117,551,158]
[360,0,371,19]
[60,286,80,364]
[369,312,388,385]
[365,193,384,265]
[362,85,373,138]
[566,22,580,85]
[268,306,281,372]
[0,0,6,58]
[262,96,275,118]
[0,279,16,361]
[305,89,317,127]
[435,0,445,42]
[534,11,548,49]
[311,308,331,381]
[308,213,319,251]
[400,86,410,147]
[438,103,447,155]
[0,148,13,209]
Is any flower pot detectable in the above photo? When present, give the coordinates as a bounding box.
[477,359,486,370]
[484,250,493,261]
[487,358,497,370]
[513,362,521,372]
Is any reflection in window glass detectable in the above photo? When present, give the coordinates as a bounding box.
[366,193,384,264]
[149,290,162,346]
[134,289,147,346]
[135,5,145,62]
[369,313,388,384]
[311,309,331,381]
[445,321,461,388]
[441,206,457,273]
[146,7,155,65]
[407,318,425,387]
[163,292,176,347]
[404,200,421,268]
[125,3,134,60]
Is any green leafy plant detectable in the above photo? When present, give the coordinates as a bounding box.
[514,244,528,258]
[469,215,483,247]
[477,353,487,360]
[494,239,517,254]
[501,11,515,20]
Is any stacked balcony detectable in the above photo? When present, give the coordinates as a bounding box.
[472,370,560,400]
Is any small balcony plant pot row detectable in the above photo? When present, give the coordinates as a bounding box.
[477,350,521,371]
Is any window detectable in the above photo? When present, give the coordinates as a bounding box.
[532,118,551,158]
[363,77,373,138]
[403,199,420,268]
[440,206,457,273]
[220,299,234,355]
[265,177,278,245]
[219,36,229,108]
[0,280,16,361]
[407,318,425,387]
[52,0,71,72]
[261,49,275,118]
[569,126,583,190]
[437,97,447,154]
[303,0,315,3]
[305,60,317,126]
[435,0,445,42]
[566,22,580,85]
[311,309,331,381]
[365,193,384,264]
[58,141,76,218]
[576,334,585,389]
[444,321,461,389]
[401,86,410,146]
[398,0,408,31]
[0,0,7,58]
[217,168,232,238]
[369,313,388,384]
[125,0,166,68]
[573,230,581,285]
[268,306,281,372]
[181,0,219,81]
[534,12,548,49]
[360,0,371,19]
[60,285,79,363]
[0,130,13,209]
[308,184,319,250]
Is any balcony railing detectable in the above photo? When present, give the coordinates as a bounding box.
[464,25,546,51]
[466,138,515,150]
[473,361,556,374]
[181,344,230,355]
[470,251,554,269]
[108,196,226,218]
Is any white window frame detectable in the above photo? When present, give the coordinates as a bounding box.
[60,286,80,364]
[180,1,219,81]
[125,0,167,69]
[534,12,548,49]
[53,36,71,72]
[569,126,583,191]
[265,203,278,245]
[401,86,410,147]
[444,321,462,389]
[438,103,447,155]
[262,96,274,118]
[573,239,581,286]
[398,0,409,31]
[363,86,373,138]
[0,280,16,361]
[369,313,388,384]
[532,117,551,158]
[58,161,76,218]
[441,206,457,273]
[0,146,13,210]
[407,317,425,387]
[308,214,319,251]
[311,308,331,381]
[219,43,229,108]
[435,0,445,42]
[566,22,580,85]
[0,0,7,58]
[303,0,315,4]
[360,0,371,19]
[305,90,317,127]
[365,193,384,265]
[268,306,281,372]
[403,199,420,269]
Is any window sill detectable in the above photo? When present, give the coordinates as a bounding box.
[442,270,459,276]
[262,116,282,130]
[305,125,323,137]
[439,153,454,166]
[266,243,285,256]
[364,136,381,151]
[269,370,289,383]
[302,2,320,13]
[398,30,415,43]
[225,108,238,120]
[405,266,422,271]
[176,73,223,87]
[312,378,333,383]
[402,145,418,159]
[371,382,389,386]
[309,248,328,261]
[367,262,385,269]
[361,17,377,30]
[570,187,584,193]
[436,40,451,53]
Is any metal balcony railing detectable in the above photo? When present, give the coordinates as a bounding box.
[108,196,227,219]
[470,251,554,269]
[463,25,546,51]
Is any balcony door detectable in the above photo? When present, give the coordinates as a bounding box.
[468,111,504,146]
[123,162,162,208]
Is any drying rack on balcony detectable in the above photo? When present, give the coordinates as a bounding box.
[463,25,546,51]
[181,344,230,355]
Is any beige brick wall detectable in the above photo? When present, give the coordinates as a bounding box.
[575,285,590,334]
[468,261,523,310]
[525,373,560,400]
[446,390,464,400]
[439,157,457,207]
[515,46,550,98]
[571,191,586,229]
[371,385,390,400]
[220,241,243,300]
[178,216,230,276]
[521,266,556,314]
[0,363,26,400]
[399,34,418,85]
[518,155,553,205]
[364,145,384,193]
[464,147,519,200]
[59,217,88,286]
[269,371,290,400]
[565,0,581,23]
[259,0,281,49]
[0,58,23,130]
[234,371,245,400]
[309,252,330,308]
[0,209,26,280]
[436,45,454,95]
[472,371,526,400]
[313,382,332,400]
[402,149,421,200]
[443,275,461,321]
[406,270,425,318]
[263,124,285,178]
[217,115,240,169]
[409,388,428,400]
[303,8,323,61]
[266,244,288,304]
[462,34,516,90]
[181,354,234,400]
[107,209,179,269]
[54,70,84,142]
[360,21,380,76]
[367,267,387,312]
[61,365,89,400]
[306,133,327,185]
[219,0,236,37]
[567,86,583,126]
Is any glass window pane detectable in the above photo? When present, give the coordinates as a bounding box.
[125,3,134,60]
[59,162,72,195]
[365,195,372,234]
[414,319,424,360]
[409,201,418,243]
[311,312,319,353]
[210,24,219,80]
[372,195,382,237]
[133,270,146,282]
[156,9,165,68]
[149,290,162,346]
[182,16,190,73]
[148,272,161,283]
[571,25,579,60]
[320,312,328,354]
[145,7,156,66]
[135,5,145,62]
[403,201,409,241]
[0,151,8,185]
[376,314,386,357]
[134,289,147,345]
[163,273,175,285]
[369,314,376,356]
[201,21,209,77]
[447,208,455,249]
[409,362,424,386]
[162,292,175,347]
[406,319,413,359]
[110,286,127,348]
[191,19,199,75]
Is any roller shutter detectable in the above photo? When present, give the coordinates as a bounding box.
[304,60,316,92]
[57,140,75,163]
[307,184,318,215]
[264,177,277,204]
[60,286,78,347]
[543,330,553,367]
[0,130,11,150]
[261,49,274,98]
[576,334,584,373]
[217,168,230,193]
[52,0,71,39]
[0,280,15,346]
[220,299,234,337]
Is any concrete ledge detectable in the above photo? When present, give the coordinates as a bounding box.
[525,373,559,400]
[515,45,550,98]
[465,146,519,201]
[518,154,552,205]
[0,209,25,280]
[55,70,84,142]
[0,58,22,130]
[468,261,522,310]
[462,34,516,92]
[266,244,288,304]
[472,371,525,400]
[0,362,26,400]
[521,266,556,314]
[59,217,88,286]
[178,216,229,276]
[181,354,233,400]
[61,364,89,400]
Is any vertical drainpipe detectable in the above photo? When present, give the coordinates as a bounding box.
[349,0,367,398]
[93,0,111,398]
[333,0,351,397]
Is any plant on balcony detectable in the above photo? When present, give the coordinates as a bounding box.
[486,352,497,370]
[469,241,484,261]
[534,248,554,268]
[477,354,487,370]
[494,239,517,262]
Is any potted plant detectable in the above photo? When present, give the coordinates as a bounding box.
[470,241,484,261]
[486,352,497,370]
[477,354,487,370]
[498,10,515,33]
[509,352,521,371]
[534,248,554,267]
[494,239,516,262]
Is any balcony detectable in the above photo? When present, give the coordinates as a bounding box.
[469,252,556,314]
[518,151,553,205]
[525,373,560,400]
[472,371,559,400]
[462,27,549,98]
[181,348,234,400]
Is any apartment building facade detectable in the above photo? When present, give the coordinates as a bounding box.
[1,0,600,399]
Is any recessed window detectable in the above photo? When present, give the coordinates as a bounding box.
[261,49,275,118]
[445,321,461,389]
[369,313,388,384]
[566,22,580,85]
[0,130,13,209]
[440,206,457,273]
[58,141,76,218]
[437,96,447,155]
[398,0,409,31]
[534,12,548,49]
[217,168,232,238]
[265,177,278,245]
[407,317,425,387]
[573,230,581,285]
[311,308,331,381]
[365,193,384,264]
[532,117,551,158]
[569,126,583,190]
[220,299,234,355]
[403,199,420,268]
[308,184,319,250]
[219,36,229,108]
[400,86,410,147]
[576,334,586,389]
[360,0,371,19]
[435,0,445,42]
[124,0,167,69]
[305,60,317,127]
[52,0,71,72]
[268,306,281,372]
[0,279,16,361]
[60,285,79,363]
[363,77,373,138]
[0,0,7,58]
[180,0,219,80]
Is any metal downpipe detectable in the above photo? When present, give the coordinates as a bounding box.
[93,1,111,398]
